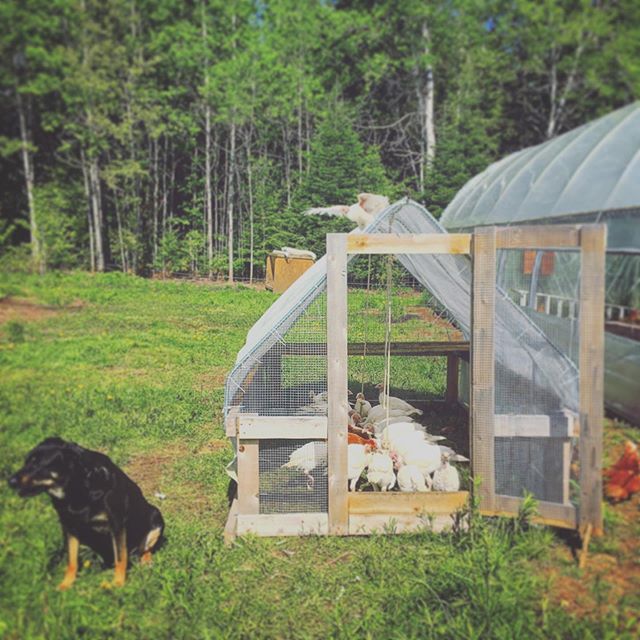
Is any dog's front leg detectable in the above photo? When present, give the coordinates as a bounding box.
[58,532,79,591]
[112,528,127,587]
[102,528,127,588]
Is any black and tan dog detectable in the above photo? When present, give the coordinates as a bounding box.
[8,437,164,589]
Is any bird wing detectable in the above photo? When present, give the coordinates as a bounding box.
[303,206,349,217]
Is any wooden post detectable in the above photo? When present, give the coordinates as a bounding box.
[471,226,496,512]
[445,354,459,404]
[579,225,606,535]
[326,234,349,535]
[237,440,259,515]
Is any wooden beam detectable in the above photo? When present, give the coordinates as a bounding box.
[326,234,349,535]
[236,513,328,536]
[224,407,240,437]
[446,355,459,404]
[496,225,582,249]
[237,440,259,515]
[485,495,577,530]
[579,224,606,535]
[223,499,238,546]
[276,341,470,358]
[349,514,455,535]
[348,491,469,515]
[347,233,471,255]
[238,416,327,439]
[471,226,497,512]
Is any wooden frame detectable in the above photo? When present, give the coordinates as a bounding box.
[227,223,605,538]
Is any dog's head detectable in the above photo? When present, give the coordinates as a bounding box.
[8,438,73,498]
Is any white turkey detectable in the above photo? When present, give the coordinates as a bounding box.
[397,464,432,492]
[348,443,373,491]
[365,405,417,430]
[375,383,423,416]
[367,451,396,491]
[281,441,327,490]
[432,452,461,492]
[303,193,389,230]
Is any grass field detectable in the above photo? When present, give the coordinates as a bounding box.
[0,272,638,639]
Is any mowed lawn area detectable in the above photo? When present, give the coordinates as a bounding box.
[0,272,638,639]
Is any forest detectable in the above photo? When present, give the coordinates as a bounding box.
[1,0,638,281]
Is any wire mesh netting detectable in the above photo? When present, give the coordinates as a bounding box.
[494,248,581,505]
[259,439,328,514]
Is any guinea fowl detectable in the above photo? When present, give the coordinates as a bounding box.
[354,392,372,419]
[303,193,389,230]
[375,383,423,416]
[281,441,327,490]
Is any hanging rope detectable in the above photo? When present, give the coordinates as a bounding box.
[383,254,394,423]
[360,253,373,394]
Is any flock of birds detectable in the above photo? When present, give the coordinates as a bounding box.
[282,383,468,493]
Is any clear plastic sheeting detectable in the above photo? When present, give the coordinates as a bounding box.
[441,101,640,250]
[224,199,579,420]
[440,103,640,424]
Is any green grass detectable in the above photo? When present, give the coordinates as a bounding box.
[0,272,636,639]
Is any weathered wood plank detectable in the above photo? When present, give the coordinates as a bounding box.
[237,440,259,515]
[326,234,349,535]
[471,226,497,512]
[347,233,471,255]
[236,513,328,536]
[348,491,469,515]
[349,514,455,535]
[579,224,606,534]
[446,355,459,404]
[223,498,238,546]
[275,341,470,357]
[496,225,582,249]
[486,495,577,530]
[224,406,240,437]
[238,416,328,439]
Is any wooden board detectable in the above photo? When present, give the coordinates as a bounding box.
[225,406,241,437]
[486,495,577,530]
[347,233,471,255]
[236,513,328,536]
[496,225,581,249]
[348,491,469,515]
[238,416,327,439]
[275,341,470,358]
[446,355,459,404]
[326,234,349,535]
[224,499,238,545]
[578,224,606,534]
[349,514,455,535]
[471,227,497,512]
[237,440,259,515]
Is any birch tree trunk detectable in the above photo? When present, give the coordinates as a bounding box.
[247,143,255,285]
[80,148,96,272]
[202,3,214,277]
[88,156,105,271]
[227,117,236,283]
[417,21,436,191]
[16,91,42,273]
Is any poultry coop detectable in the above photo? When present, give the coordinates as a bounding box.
[224,200,605,541]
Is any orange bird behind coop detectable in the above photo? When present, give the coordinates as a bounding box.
[603,440,640,501]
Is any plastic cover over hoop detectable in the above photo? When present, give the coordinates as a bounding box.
[224,199,579,419]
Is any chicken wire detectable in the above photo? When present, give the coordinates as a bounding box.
[494,249,581,504]
[225,199,583,514]
[259,439,328,514]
